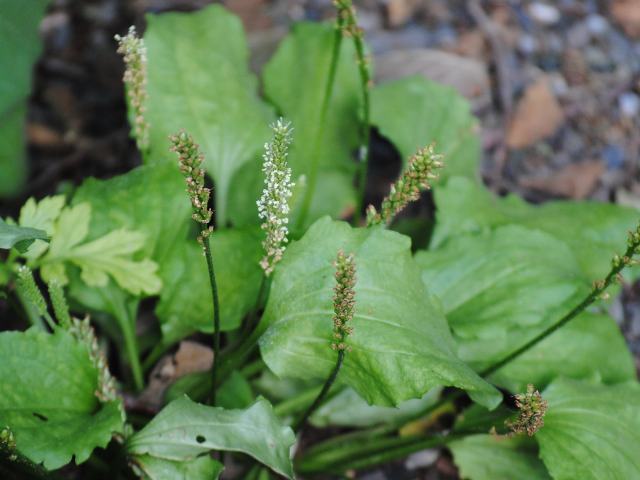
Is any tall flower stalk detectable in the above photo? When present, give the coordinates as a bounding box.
[115,26,150,155]
[258,119,294,277]
[367,144,444,227]
[295,250,356,432]
[169,132,220,405]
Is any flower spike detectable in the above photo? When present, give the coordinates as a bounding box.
[506,384,548,436]
[115,26,149,151]
[367,143,444,226]
[257,118,295,276]
[331,250,356,351]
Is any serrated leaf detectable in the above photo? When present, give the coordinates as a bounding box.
[127,396,295,479]
[371,76,480,182]
[133,455,223,480]
[0,0,49,196]
[144,4,273,225]
[0,328,124,469]
[0,218,48,252]
[155,228,263,343]
[416,225,589,368]
[261,22,360,226]
[18,195,65,259]
[259,216,500,409]
[39,203,161,296]
[537,379,640,480]
[450,435,550,480]
[433,176,639,279]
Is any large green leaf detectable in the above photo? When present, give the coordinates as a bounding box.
[0,329,123,469]
[127,396,295,479]
[259,217,500,409]
[450,435,550,480]
[416,226,589,368]
[489,312,635,392]
[144,5,273,225]
[156,228,263,343]
[433,177,639,279]
[537,379,640,480]
[133,455,223,480]
[0,218,47,252]
[370,76,480,182]
[261,22,360,226]
[0,0,48,196]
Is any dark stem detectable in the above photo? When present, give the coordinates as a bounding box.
[203,236,221,405]
[294,349,345,432]
[295,16,344,230]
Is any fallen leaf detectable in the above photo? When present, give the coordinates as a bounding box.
[507,77,564,149]
[520,160,604,199]
[611,0,640,39]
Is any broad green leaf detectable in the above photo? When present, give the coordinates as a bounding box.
[259,217,501,409]
[450,435,550,480]
[489,312,635,392]
[537,379,640,480]
[0,0,48,196]
[0,329,123,469]
[310,387,440,428]
[156,228,263,343]
[371,76,480,182]
[416,226,589,367]
[0,218,47,252]
[261,22,360,226]
[144,4,273,225]
[218,371,255,410]
[39,203,161,296]
[133,455,223,480]
[18,195,65,259]
[433,177,639,279]
[127,396,295,479]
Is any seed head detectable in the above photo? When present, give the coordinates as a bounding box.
[506,384,548,436]
[169,131,213,244]
[257,118,294,276]
[15,265,47,316]
[115,26,149,151]
[331,250,356,351]
[367,144,444,226]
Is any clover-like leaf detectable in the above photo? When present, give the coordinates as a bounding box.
[18,195,65,259]
[144,4,273,225]
[127,396,295,479]
[537,379,640,480]
[259,216,501,409]
[0,328,124,470]
[371,76,480,182]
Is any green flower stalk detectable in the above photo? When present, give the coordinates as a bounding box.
[295,250,357,432]
[169,131,220,405]
[506,384,548,437]
[115,26,149,152]
[48,280,71,329]
[367,144,444,226]
[258,119,294,276]
[15,265,55,330]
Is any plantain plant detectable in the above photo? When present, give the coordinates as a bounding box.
[1,2,640,479]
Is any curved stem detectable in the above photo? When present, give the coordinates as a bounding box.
[294,349,345,432]
[295,17,344,230]
[113,304,143,392]
[203,237,221,405]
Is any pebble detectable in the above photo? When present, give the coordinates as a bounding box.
[405,449,439,470]
[586,14,609,36]
[528,2,561,26]
[619,92,640,118]
[518,33,538,55]
[602,144,625,170]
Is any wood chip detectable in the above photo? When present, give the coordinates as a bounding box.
[611,0,640,39]
[520,160,605,199]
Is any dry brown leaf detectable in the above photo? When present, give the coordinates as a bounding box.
[611,0,640,39]
[520,160,604,199]
[507,77,564,149]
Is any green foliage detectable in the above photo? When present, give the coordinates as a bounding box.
[450,435,550,480]
[0,328,124,469]
[144,5,273,226]
[0,0,49,196]
[18,195,65,259]
[133,455,224,480]
[127,396,295,478]
[371,76,480,182]
[259,216,500,409]
[262,22,361,226]
[0,218,47,253]
[433,177,639,279]
[536,379,640,480]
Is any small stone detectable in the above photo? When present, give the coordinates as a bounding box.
[619,92,640,117]
[405,448,439,470]
[586,14,609,36]
[528,2,561,25]
[518,33,538,55]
